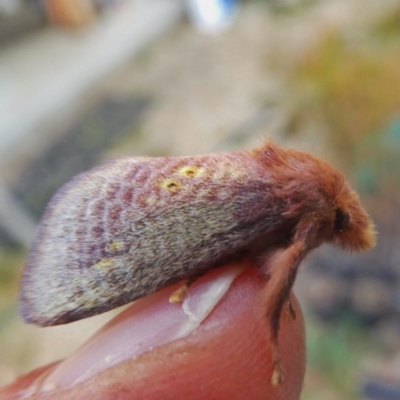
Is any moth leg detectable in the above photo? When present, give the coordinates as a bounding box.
[169,274,202,303]
[261,241,305,386]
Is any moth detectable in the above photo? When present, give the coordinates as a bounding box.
[20,141,375,385]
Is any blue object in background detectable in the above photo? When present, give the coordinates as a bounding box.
[385,115,400,146]
[186,0,238,34]
[362,379,400,400]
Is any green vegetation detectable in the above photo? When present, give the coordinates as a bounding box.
[304,315,368,399]
[0,246,25,330]
[372,5,400,42]
[286,28,400,182]
[0,247,24,290]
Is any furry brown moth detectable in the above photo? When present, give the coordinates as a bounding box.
[20,141,376,385]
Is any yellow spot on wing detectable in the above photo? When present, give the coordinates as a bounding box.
[178,166,203,178]
[94,259,114,269]
[160,179,182,193]
[107,241,122,252]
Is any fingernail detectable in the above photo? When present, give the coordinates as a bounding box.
[35,264,245,392]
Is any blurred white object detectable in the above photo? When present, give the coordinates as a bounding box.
[0,0,22,15]
[186,0,238,34]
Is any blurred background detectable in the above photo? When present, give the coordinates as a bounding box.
[1,0,400,398]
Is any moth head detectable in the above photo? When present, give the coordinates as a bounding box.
[332,184,376,252]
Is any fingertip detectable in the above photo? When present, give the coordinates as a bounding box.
[2,266,306,400]
[77,269,306,399]
[0,362,60,400]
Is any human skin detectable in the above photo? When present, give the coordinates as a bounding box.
[1,265,306,400]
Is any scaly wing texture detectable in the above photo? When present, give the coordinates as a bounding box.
[20,150,280,326]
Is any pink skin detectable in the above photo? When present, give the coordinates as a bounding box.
[1,264,306,400]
